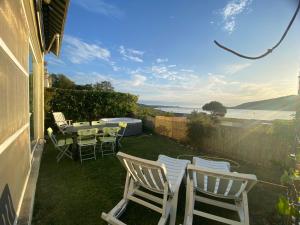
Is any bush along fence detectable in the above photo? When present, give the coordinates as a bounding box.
[144,115,295,167]
[45,88,138,129]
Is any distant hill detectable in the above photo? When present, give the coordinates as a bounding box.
[230,95,299,111]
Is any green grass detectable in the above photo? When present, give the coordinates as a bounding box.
[32,133,285,225]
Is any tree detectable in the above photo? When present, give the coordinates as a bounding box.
[202,101,227,116]
[93,81,114,92]
[75,84,93,90]
[187,111,218,146]
[50,74,75,89]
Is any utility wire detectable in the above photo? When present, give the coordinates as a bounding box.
[214,0,300,60]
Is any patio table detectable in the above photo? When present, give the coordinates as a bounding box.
[64,124,120,160]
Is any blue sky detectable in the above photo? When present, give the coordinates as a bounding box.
[46,0,300,107]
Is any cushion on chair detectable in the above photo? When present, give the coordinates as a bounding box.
[193,157,230,172]
[157,155,190,193]
[57,138,73,146]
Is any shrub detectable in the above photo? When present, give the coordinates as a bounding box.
[187,111,218,146]
[45,88,138,130]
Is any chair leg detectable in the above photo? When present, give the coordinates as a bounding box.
[94,144,97,160]
[57,145,71,162]
[183,176,194,225]
[79,146,83,164]
[236,192,249,225]
[101,142,104,157]
[169,189,179,225]
[112,142,115,155]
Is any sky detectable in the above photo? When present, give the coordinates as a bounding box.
[46,0,300,107]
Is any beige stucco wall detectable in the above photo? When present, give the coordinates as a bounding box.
[0,0,45,221]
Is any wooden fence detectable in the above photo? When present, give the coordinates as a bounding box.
[154,116,188,141]
[144,116,291,167]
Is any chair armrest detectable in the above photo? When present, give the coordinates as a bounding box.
[66,120,72,125]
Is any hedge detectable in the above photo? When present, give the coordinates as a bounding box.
[45,88,138,129]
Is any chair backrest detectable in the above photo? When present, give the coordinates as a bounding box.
[117,152,170,194]
[73,121,90,127]
[103,127,120,137]
[0,185,16,225]
[119,122,127,128]
[118,122,127,137]
[77,128,98,143]
[53,112,67,127]
[47,127,58,146]
[91,120,106,126]
[187,164,257,199]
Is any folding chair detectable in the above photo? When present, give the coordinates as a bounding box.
[102,152,190,225]
[183,157,257,225]
[77,128,98,163]
[52,112,72,134]
[47,127,73,162]
[117,122,127,148]
[98,127,120,157]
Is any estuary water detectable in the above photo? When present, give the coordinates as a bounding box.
[156,107,295,121]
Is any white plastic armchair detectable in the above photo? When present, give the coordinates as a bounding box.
[183,157,257,225]
[52,112,72,134]
[101,152,190,225]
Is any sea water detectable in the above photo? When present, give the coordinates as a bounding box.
[156,107,295,121]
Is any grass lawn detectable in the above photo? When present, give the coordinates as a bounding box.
[32,133,285,225]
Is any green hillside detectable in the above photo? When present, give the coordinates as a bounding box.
[230,95,299,111]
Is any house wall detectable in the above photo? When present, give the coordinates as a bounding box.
[0,0,44,223]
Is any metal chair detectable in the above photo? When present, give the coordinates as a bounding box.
[117,122,127,147]
[47,127,73,162]
[77,128,98,163]
[98,127,120,157]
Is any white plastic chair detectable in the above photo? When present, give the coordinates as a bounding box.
[47,127,73,162]
[101,152,190,225]
[183,157,257,225]
[52,112,72,134]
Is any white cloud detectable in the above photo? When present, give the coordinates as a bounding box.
[70,68,296,107]
[64,35,110,64]
[221,0,252,33]
[71,72,112,84]
[119,45,144,63]
[132,74,147,86]
[156,58,168,63]
[224,63,251,74]
[73,0,124,18]
[47,56,65,66]
[151,65,180,81]
[181,69,194,73]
